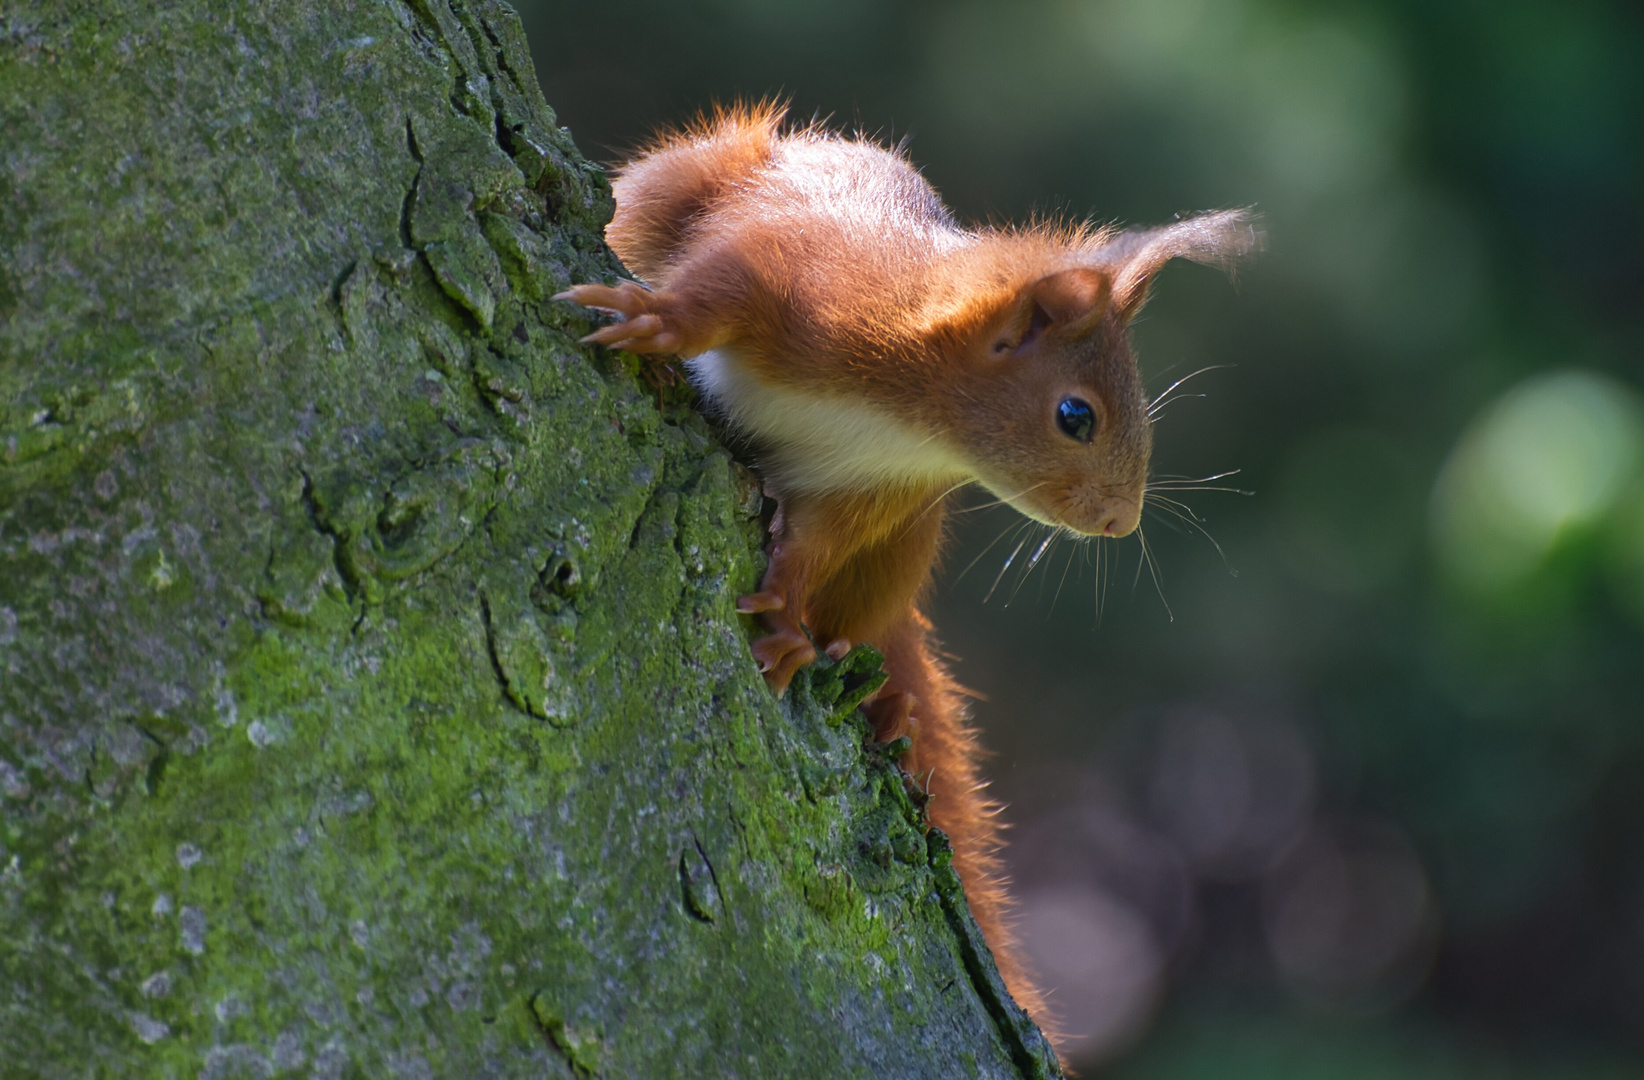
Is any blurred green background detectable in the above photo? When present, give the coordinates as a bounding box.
[515,0,1644,1073]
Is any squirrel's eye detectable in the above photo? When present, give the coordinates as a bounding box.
[1056,397,1096,443]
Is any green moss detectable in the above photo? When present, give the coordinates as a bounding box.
[0,1,1056,1075]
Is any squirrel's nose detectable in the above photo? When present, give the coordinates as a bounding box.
[1100,500,1142,538]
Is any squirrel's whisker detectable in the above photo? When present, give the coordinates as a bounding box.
[984,526,1036,604]
[956,516,1030,585]
[1147,364,1231,411]
[1136,524,1173,622]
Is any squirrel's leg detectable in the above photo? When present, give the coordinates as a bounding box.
[741,487,947,695]
[735,497,823,695]
[553,280,724,357]
[801,488,947,666]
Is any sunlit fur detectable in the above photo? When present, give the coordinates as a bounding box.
[559,100,1259,1045]
[686,347,972,495]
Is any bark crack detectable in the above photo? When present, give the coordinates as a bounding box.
[930,831,1063,1079]
[477,590,517,714]
[525,992,600,1078]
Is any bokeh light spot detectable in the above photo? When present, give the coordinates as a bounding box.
[1015,885,1165,1065]
[1263,825,1438,1011]
[1147,708,1315,880]
[1431,370,1644,589]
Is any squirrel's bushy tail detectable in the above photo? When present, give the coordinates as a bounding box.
[873,612,1056,1040]
[605,100,786,281]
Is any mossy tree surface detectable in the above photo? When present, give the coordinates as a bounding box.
[0,3,1059,1077]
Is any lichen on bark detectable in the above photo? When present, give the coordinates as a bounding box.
[0,2,1058,1076]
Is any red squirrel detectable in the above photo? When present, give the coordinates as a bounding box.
[557,101,1257,1034]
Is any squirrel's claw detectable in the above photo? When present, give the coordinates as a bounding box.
[736,591,785,614]
[751,624,817,695]
[579,315,683,355]
[552,280,651,310]
[557,281,684,356]
[864,689,917,744]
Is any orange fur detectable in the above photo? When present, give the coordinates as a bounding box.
[866,606,1049,1023]
[557,101,1259,1051]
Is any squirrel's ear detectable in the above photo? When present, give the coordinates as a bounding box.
[1104,208,1263,322]
[1028,267,1111,335]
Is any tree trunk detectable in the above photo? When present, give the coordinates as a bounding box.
[0,2,1058,1076]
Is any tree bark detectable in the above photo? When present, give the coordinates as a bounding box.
[0,2,1058,1076]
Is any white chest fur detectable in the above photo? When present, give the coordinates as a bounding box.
[686,348,972,496]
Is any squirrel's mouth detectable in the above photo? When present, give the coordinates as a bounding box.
[1060,501,1141,538]
[971,464,1144,538]
[1058,485,1147,538]
[993,485,1143,539]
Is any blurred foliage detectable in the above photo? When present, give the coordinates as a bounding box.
[517,0,1644,1072]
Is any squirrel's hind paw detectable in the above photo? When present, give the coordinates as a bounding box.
[751,623,817,696]
[864,690,917,743]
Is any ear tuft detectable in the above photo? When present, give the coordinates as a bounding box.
[1103,208,1263,321]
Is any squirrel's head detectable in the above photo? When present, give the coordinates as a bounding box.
[955,209,1261,538]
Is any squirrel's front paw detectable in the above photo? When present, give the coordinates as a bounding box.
[554,281,684,355]
[747,609,817,695]
[735,591,785,614]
